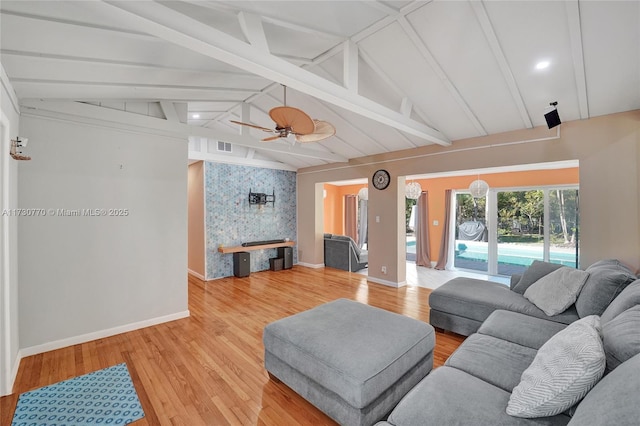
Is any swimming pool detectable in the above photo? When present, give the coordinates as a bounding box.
[455,240,577,267]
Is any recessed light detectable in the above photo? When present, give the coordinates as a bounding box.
[535,60,550,70]
[192,113,200,119]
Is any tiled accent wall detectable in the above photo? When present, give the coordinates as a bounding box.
[205,162,297,279]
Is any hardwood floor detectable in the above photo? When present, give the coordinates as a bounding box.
[1,266,465,425]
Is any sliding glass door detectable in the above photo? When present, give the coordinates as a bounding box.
[454,193,488,272]
[454,186,579,276]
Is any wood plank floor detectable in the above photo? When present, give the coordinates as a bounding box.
[1,266,465,425]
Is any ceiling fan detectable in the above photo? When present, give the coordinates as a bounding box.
[231,86,335,143]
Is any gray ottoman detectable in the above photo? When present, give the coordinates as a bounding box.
[263,298,435,426]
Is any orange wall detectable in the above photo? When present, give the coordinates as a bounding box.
[415,168,578,262]
[324,168,578,260]
[323,183,368,235]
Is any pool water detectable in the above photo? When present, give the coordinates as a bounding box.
[455,241,577,268]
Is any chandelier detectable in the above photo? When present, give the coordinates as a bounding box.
[405,181,422,200]
[357,187,368,201]
[469,179,489,198]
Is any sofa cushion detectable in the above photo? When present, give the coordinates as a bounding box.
[507,316,606,418]
[524,267,590,316]
[512,260,565,294]
[602,305,640,372]
[600,278,640,324]
[575,259,636,318]
[567,353,640,426]
[429,277,579,325]
[386,367,570,426]
[445,334,537,392]
[478,310,567,350]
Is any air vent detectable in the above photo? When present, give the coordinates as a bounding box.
[217,141,232,152]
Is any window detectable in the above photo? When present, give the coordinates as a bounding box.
[453,186,579,276]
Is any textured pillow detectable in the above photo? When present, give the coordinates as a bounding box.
[524,267,590,316]
[507,315,606,418]
[512,260,565,294]
[602,305,640,372]
[576,259,636,318]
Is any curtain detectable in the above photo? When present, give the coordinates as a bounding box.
[415,191,431,267]
[435,189,452,270]
[344,195,358,242]
[358,199,368,248]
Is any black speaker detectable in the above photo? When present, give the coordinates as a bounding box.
[278,247,293,269]
[233,251,250,277]
[544,108,561,129]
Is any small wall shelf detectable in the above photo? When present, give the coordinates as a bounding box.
[217,241,295,254]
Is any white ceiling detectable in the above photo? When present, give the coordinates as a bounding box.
[2,1,639,170]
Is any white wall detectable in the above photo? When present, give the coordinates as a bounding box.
[17,116,188,352]
[1,72,21,396]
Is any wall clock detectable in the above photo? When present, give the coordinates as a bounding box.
[372,169,391,190]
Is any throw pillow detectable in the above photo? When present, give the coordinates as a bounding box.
[511,260,565,294]
[575,259,637,318]
[506,315,606,418]
[524,267,590,316]
[602,305,640,372]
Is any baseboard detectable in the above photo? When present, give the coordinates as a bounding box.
[188,269,205,280]
[1,352,22,396]
[367,276,407,288]
[296,262,324,269]
[19,310,190,358]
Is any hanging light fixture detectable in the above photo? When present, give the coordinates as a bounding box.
[357,187,368,201]
[469,178,489,198]
[405,181,422,200]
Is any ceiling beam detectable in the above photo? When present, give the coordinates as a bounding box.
[20,100,347,163]
[343,40,359,93]
[400,97,413,117]
[181,0,345,41]
[470,1,533,128]
[238,12,270,53]
[398,16,487,136]
[565,1,589,119]
[160,101,180,122]
[0,49,262,79]
[101,1,450,146]
[358,47,438,132]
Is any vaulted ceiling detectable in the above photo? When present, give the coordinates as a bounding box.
[2,1,639,170]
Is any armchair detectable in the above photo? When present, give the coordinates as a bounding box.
[323,234,368,272]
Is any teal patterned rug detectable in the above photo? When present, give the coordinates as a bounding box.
[12,363,145,426]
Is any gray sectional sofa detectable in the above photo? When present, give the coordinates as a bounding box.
[376,259,640,426]
[324,234,368,272]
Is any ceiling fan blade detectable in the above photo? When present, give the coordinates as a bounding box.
[262,135,283,142]
[230,120,274,133]
[269,106,315,135]
[295,120,336,143]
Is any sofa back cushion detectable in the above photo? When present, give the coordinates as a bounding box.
[575,259,637,318]
[602,305,640,373]
[331,234,361,256]
[511,260,564,294]
[568,352,640,426]
[601,279,640,324]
